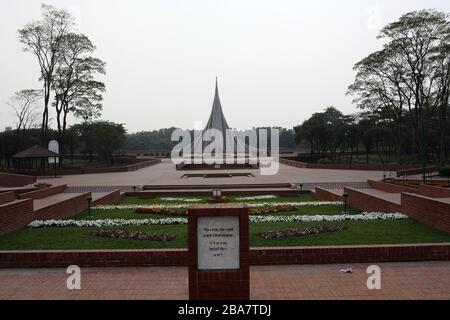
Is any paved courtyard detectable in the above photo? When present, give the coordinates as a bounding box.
[1,261,449,300]
[38,161,390,187]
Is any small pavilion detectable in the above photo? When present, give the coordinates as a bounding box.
[13,145,61,176]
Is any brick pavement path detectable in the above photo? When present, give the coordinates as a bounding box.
[0,262,449,300]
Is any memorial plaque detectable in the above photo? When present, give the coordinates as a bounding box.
[197,216,240,270]
[188,204,249,300]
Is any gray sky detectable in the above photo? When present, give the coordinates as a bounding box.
[1,0,449,133]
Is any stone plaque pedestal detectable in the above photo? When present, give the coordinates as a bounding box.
[188,204,249,300]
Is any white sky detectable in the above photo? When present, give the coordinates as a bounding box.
[1,0,449,133]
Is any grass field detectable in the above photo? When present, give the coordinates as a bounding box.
[0,195,449,250]
[0,220,449,250]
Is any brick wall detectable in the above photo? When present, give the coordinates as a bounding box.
[0,199,34,235]
[0,192,16,205]
[368,180,418,194]
[396,166,437,178]
[278,158,308,168]
[402,193,450,233]
[418,185,450,198]
[20,159,162,176]
[315,187,343,201]
[250,243,450,265]
[92,190,125,206]
[344,187,402,212]
[34,192,91,221]
[18,185,67,200]
[0,173,36,187]
[138,189,302,199]
[1,243,449,268]
[279,158,409,172]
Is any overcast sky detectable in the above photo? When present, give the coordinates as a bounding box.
[1,0,449,133]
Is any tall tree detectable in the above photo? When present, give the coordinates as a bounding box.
[7,90,43,133]
[53,33,106,146]
[348,47,409,164]
[18,4,74,142]
[379,9,450,180]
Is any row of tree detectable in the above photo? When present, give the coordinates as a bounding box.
[0,121,126,168]
[123,127,296,152]
[12,4,105,147]
[294,106,450,165]
[296,9,450,169]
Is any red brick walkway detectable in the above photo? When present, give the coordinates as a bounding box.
[0,262,449,300]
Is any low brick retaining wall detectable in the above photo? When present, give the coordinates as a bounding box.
[143,183,293,190]
[368,180,418,194]
[92,190,125,206]
[344,187,401,213]
[0,192,16,205]
[418,185,450,198]
[0,199,34,236]
[18,185,67,200]
[315,187,343,201]
[0,243,449,268]
[18,160,162,176]
[402,193,450,234]
[0,173,36,187]
[397,166,437,178]
[279,158,411,172]
[138,189,301,199]
[35,192,91,221]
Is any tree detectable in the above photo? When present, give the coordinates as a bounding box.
[18,4,75,142]
[7,90,43,133]
[348,47,409,164]
[294,107,345,161]
[72,121,126,165]
[379,9,450,180]
[53,33,106,146]
[348,9,450,178]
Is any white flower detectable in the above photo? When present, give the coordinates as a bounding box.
[159,197,202,203]
[92,201,343,211]
[235,195,277,201]
[27,212,408,229]
[249,212,408,223]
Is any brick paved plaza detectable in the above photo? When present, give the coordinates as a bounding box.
[38,161,389,187]
[1,262,449,300]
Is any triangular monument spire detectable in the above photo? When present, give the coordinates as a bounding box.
[204,78,230,132]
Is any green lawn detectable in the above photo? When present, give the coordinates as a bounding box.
[0,220,449,250]
[1,195,449,251]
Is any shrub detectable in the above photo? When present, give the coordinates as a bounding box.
[439,167,450,177]
[318,158,332,164]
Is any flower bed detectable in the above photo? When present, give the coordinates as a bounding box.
[235,195,277,201]
[91,230,175,242]
[135,205,299,216]
[257,225,345,240]
[249,205,298,215]
[28,212,408,228]
[159,197,202,203]
[136,208,186,216]
[93,201,343,211]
